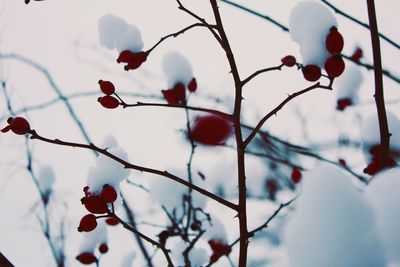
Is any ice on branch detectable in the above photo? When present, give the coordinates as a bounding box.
[162,51,194,88]
[284,163,386,267]
[98,14,144,53]
[149,169,206,218]
[37,165,55,198]
[289,1,337,67]
[86,136,130,197]
[335,62,363,111]
[366,168,400,265]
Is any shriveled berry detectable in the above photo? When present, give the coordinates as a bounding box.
[81,195,108,214]
[117,50,135,63]
[291,168,302,183]
[188,78,197,92]
[76,252,97,265]
[161,82,186,105]
[336,98,352,111]
[281,55,296,67]
[98,95,119,109]
[1,117,31,135]
[105,217,119,226]
[101,184,117,203]
[325,26,344,54]
[122,51,148,71]
[325,55,345,78]
[208,239,231,261]
[189,115,233,145]
[98,243,109,254]
[78,214,97,232]
[302,65,321,82]
[338,158,347,167]
[98,80,115,95]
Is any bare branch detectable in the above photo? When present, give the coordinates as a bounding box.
[243,82,333,147]
[28,130,238,211]
[241,64,283,86]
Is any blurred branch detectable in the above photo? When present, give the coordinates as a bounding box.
[0,53,94,148]
[121,194,154,267]
[0,252,14,267]
[219,0,289,32]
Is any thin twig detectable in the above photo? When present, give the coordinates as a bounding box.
[241,64,283,86]
[147,23,217,53]
[28,130,238,211]
[243,82,333,147]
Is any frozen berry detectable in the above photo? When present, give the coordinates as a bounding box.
[336,98,352,111]
[325,55,345,78]
[76,252,97,265]
[291,168,302,183]
[98,95,120,109]
[98,80,115,95]
[1,117,31,135]
[105,217,119,226]
[98,243,109,254]
[188,78,197,92]
[325,26,344,54]
[81,195,108,214]
[78,214,97,232]
[281,55,296,67]
[101,184,117,203]
[189,115,233,145]
[302,65,321,82]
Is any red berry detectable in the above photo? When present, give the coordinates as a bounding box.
[161,82,186,105]
[266,179,278,201]
[81,195,108,214]
[98,95,119,109]
[101,184,117,203]
[162,89,178,105]
[1,117,31,135]
[98,80,115,95]
[78,214,97,232]
[336,98,352,111]
[122,51,148,71]
[189,115,233,145]
[291,168,302,183]
[98,243,109,254]
[188,78,197,92]
[302,65,321,82]
[105,217,119,226]
[281,55,296,67]
[325,55,345,78]
[76,252,97,265]
[208,240,232,255]
[325,27,344,54]
[350,47,363,62]
[117,50,135,63]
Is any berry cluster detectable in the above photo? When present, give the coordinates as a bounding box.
[301,26,345,82]
[117,50,148,71]
[162,78,197,105]
[78,184,118,232]
[363,144,396,175]
[75,243,109,265]
[97,80,120,109]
